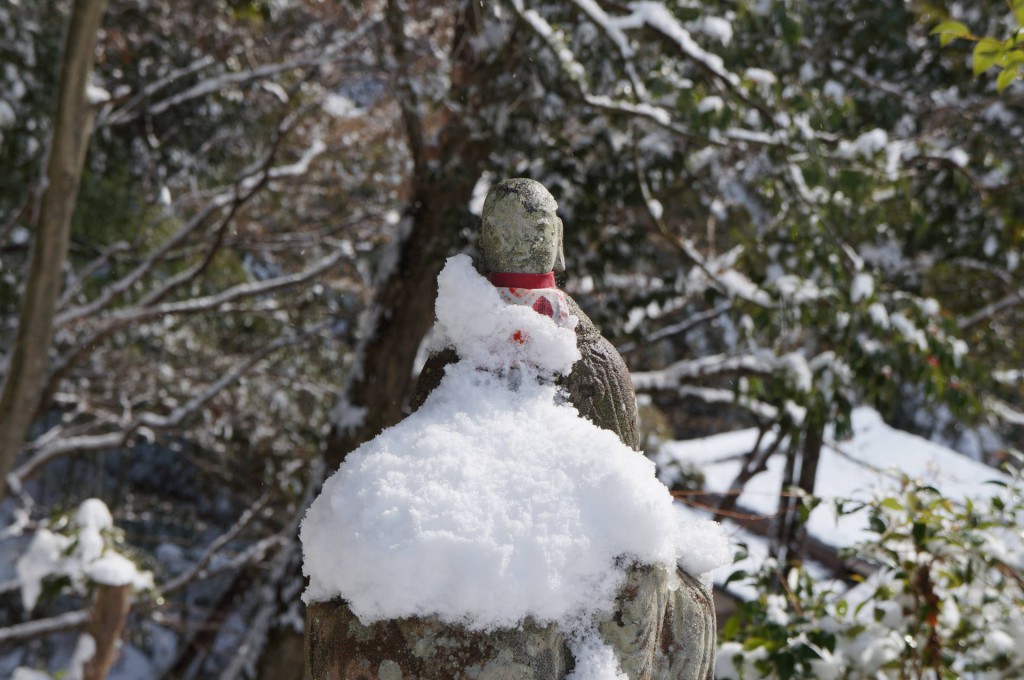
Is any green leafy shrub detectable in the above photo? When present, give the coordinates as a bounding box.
[718,461,1024,678]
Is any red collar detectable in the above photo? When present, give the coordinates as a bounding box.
[488,271,557,289]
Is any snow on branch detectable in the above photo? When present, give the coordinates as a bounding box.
[675,385,779,422]
[55,198,231,328]
[0,609,89,645]
[136,323,328,431]
[6,432,125,496]
[510,1,725,147]
[618,302,731,354]
[987,397,1024,427]
[632,353,773,390]
[101,249,345,327]
[56,122,324,329]
[162,491,272,594]
[633,153,773,307]
[57,241,131,310]
[568,0,645,98]
[98,54,216,126]
[618,2,739,86]
[995,369,1023,385]
[12,321,330,486]
[104,20,380,126]
[958,289,1024,330]
[583,94,722,145]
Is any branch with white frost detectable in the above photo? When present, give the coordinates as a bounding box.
[958,289,1024,331]
[632,353,773,390]
[632,149,774,308]
[11,322,330,488]
[103,21,379,126]
[618,302,732,354]
[0,609,90,645]
[987,397,1024,427]
[102,250,345,327]
[674,385,779,422]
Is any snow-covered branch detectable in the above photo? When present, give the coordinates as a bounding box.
[617,2,739,87]
[54,197,232,328]
[568,0,645,98]
[0,609,89,645]
[55,127,324,329]
[97,54,216,126]
[958,289,1024,330]
[102,249,345,327]
[675,385,780,422]
[987,397,1024,427]
[618,302,731,354]
[13,321,330,486]
[632,353,773,390]
[103,22,378,126]
[633,152,773,308]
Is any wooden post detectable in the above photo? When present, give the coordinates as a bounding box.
[83,583,131,680]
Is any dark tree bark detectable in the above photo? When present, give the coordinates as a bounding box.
[321,1,497,470]
[0,0,108,497]
[254,4,511,678]
[773,410,826,566]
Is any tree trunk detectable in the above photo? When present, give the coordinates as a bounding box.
[253,4,502,679]
[0,0,108,497]
[772,411,825,566]
[322,0,494,470]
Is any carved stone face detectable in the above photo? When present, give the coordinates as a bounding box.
[480,178,565,274]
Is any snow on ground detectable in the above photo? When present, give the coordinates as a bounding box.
[657,407,1013,591]
[301,255,729,677]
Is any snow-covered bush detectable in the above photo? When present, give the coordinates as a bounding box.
[16,498,153,613]
[717,464,1024,679]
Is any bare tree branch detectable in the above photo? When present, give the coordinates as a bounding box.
[0,609,90,645]
[162,491,273,594]
[958,289,1024,330]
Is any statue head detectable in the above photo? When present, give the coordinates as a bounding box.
[480,178,565,274]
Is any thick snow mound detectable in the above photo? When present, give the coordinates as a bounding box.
[303,363,687,628]
[301,254,728,635]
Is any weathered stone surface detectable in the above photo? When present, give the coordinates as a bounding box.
[480,178,565,275]
[306,563,714,680]
[307,600,571,680]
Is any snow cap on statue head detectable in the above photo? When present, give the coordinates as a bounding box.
[480,178,565,275]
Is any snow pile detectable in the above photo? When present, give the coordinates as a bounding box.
[16,498,153,612]
[302,255,728,675]
[430,254,580,375]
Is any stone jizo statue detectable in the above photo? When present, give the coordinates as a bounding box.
[305,178,716,679]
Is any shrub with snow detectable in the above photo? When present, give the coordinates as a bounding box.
[16,498,153,613]
[716,469,1024,679]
